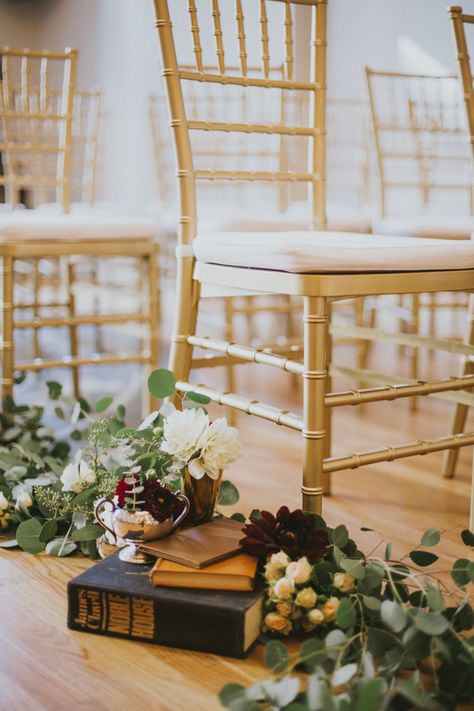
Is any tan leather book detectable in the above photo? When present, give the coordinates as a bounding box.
[139,517,244,568]
[150,553,258,591]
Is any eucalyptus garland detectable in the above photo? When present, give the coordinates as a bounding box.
[220,510,474,711]
[0,369,239,558]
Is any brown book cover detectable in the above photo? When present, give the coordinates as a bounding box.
[139,517,244,568]
[150,553,258,591]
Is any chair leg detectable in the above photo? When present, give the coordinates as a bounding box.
[1,255,14,405]
[168,257,200,405]
[32,260,41,361]
[148,249,160,411]
[323,302,332,495]
[302,296,327,515]
[409,293,420,412]
[67,260,80,399]
[442,293,474,479]
[224,297,236,425]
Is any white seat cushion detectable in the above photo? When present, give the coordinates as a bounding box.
[193,230,474,273]
[0,210,158,241]
[372,215,474,240]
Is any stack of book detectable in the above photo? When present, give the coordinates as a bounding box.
[67,518,263,658]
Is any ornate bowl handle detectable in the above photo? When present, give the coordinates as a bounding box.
[94,498,117,542]
[172,493,190,531]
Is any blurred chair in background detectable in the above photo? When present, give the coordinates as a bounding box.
[0,47,159,404]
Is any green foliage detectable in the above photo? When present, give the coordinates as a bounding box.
[218,480,240,506]
[148,368,176,398]
[220,524,474,711]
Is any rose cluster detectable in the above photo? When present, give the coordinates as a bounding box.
[263,551,356,636]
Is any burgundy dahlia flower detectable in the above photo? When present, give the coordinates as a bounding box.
[240,506,329,562]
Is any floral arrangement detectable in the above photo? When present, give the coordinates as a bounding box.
[0,369,240,558]
[220,508,474,710]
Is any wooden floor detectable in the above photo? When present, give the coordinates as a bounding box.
[1,306,473,711]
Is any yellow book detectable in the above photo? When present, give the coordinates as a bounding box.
[150,553,258,592]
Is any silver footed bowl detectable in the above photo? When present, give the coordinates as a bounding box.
[95,495,190,564]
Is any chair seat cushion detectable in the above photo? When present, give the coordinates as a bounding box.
[371,215,474,240]
[193,230,474,273]
[0,210,158,241]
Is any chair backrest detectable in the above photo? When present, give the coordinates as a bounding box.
[449,7,474,172]
[366,67,471,218]
[326,98,371,208]
[152,0,327,247]
[0,47,77,213]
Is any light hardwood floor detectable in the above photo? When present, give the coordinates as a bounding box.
[1,307,473,711]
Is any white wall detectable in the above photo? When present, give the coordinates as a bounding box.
[0,0,465,211]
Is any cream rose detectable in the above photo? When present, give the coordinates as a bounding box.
[0,492,9,511]
[295,587,317,609]
[276,601,293,618]
[286,556,312,585]
[322,596,340,621]
[270,551,290,569]
[264,612,292,635]
[307,608,325,626]
[272,576,295,600]
[264,562,285,582]
[333,572,356,593]
[0,511,10,529]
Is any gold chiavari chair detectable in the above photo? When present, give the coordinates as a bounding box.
[443,6,474,481]
[365,68,471,396]
[0,47,159,404]
[153,0,474,514]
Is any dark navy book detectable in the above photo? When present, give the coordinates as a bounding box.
[67,550,264,658]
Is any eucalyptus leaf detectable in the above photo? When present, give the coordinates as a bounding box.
[409,550,438,567]
[265,640,289,672]
[384,542,392,561]
[336,598,357,629]
[46,380,62,400]
[39,519,57,543]
[380,599,407,633]
[218,480,240,506]
[185,391,212,404]
[71,523,103,542]
[230,512,246,523]
[340,557,365,580]
[96,396,113,413]
[219,684,247,707]
[362,595,381,612]
[355,678,386,711]
[420,528,441,547]
[45,537,77,557]
[148,368,176,398]
[451,558,470,588]
[137,410,159,431]
[332,524,349,548]
[0,537,19,548]
[461,528,474,547]
[414,610,450,636]
[426,589,445,612]
[16,518,45,554]
[331,663,357,687]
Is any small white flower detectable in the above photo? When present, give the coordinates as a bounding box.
[161,408,209,463]
[60,450,96,493]
[0,491,9,511]
[286,556,312,585]
[15,491,33,509]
